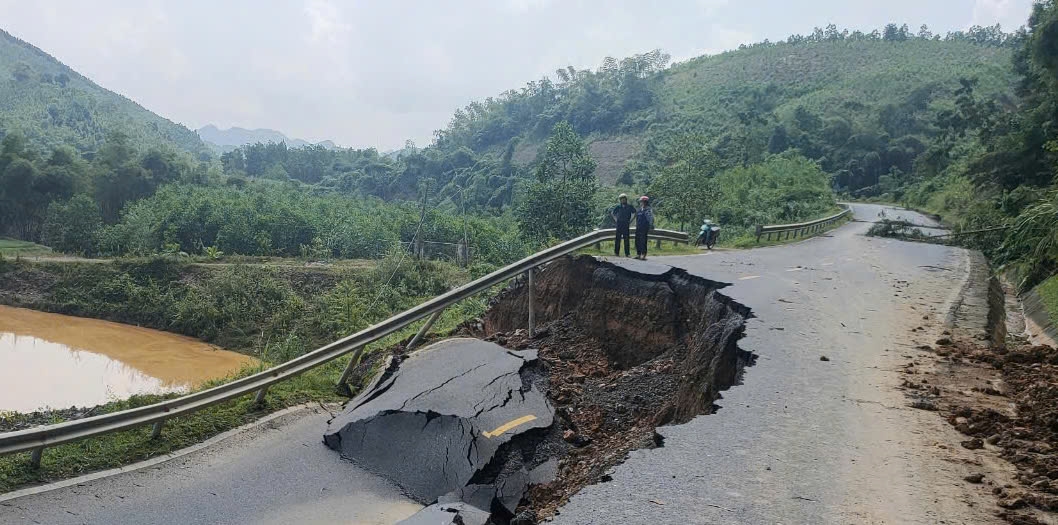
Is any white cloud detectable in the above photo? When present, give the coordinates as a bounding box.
[503,0,554,13]
[698,0,731,15]
[970,0,1021,28]
[303,0,351,46]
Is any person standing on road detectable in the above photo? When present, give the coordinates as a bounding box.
[635,195,654,260]
[611,193,635,257]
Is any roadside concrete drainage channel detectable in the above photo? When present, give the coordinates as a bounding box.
[325,256,755,525]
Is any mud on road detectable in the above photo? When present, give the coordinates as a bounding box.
[902,334,1058,525]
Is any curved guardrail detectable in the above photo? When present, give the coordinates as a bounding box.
[754,205,851,242]
[0,228,688,467]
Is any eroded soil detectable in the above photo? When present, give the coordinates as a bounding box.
[901,335,1058,524]
[461,256,754,521]
[482,319,683,519]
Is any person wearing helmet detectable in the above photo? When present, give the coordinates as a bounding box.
[634,195,654,260]
[610,193,635,257]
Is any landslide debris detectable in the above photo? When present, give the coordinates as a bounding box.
[915,338,1058,523]
[328,256,753,524]
[473,256,753,520]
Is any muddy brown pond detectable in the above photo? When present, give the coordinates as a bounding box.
[0,305,257,412]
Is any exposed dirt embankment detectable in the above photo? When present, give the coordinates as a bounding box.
[908,338,1058,524]
[469,256,754,520]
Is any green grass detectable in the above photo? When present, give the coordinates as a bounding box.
[0,238,52,258]
[1038,275,1058,328]
[0,256,489,493]
[0,291,484,493]
[0,363,342,493]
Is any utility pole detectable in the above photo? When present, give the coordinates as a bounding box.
[460,186,469,267]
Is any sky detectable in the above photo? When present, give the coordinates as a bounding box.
[0,0,1037,150]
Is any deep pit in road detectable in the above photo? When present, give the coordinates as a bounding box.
[326,256,754,524]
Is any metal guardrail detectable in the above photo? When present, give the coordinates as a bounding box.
[0,228,688,468]
[754,205,851,242]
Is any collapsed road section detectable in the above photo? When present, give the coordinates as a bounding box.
[325,256,755,524]
[324,339,559,518]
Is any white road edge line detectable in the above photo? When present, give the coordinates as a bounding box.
[0,403,326,504]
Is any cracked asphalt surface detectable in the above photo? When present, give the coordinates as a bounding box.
[0,203,995,524]
[324,338,554,507]
[555,203,999,524]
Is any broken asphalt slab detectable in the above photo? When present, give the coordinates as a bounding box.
[324,338,556,518]
[396,501,490,525]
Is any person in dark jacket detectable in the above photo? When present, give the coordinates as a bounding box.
[610,193,635,257]
[635,195,655,260]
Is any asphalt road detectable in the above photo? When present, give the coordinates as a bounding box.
[0,341,554,525]
[0,408,421,525]
[555,203,998,524]
[325,339,554,512]
[1,203,993,525]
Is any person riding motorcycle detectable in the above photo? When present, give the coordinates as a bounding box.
[696,218,721,249]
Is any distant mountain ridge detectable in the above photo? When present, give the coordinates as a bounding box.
[0,28,206,155]
[197,125,338,150]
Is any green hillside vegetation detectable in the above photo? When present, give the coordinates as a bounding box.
[198,24,1011,244]
[0,29,205,155]
[428,23,1016,191]
[5,18,1054,284]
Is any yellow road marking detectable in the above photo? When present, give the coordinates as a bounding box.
[482,415,537,438]
[738,275,760,280]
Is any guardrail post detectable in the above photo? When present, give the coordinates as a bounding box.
[655,238,661,249]
[30,446,43,469]
[527,268,535,338]
[253,386,269,406]
[336,345,367,388]
[407,310,443,351]
[755,225,763,243]
[151,420,164,439]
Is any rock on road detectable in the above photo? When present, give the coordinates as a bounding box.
[0,203,995,524]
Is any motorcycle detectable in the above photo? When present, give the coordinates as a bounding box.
[695,220,721,249]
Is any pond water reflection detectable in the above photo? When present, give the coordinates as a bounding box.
[0,305,257,412]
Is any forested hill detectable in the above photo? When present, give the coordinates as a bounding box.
[0,28,205,156]
[197,125,338,152]
[432,25,1017,190]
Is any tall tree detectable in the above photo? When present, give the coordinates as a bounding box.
[649,134,721,231]
[518,123,599,242]
[534,122,597,183]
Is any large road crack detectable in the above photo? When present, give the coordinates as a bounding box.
[399,362,489,411]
